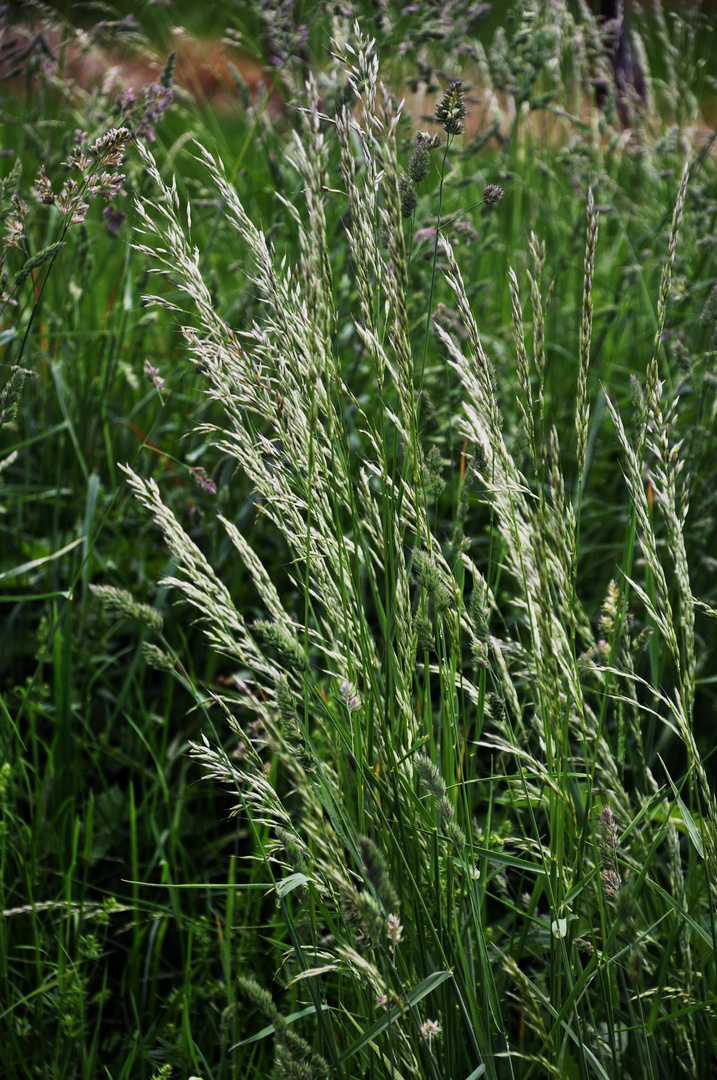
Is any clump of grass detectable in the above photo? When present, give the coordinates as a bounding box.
[3,1,717,1076]
[122,18,717,1080]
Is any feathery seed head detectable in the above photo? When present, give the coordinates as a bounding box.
[276,826,309,876]
[144,360,165,390]
[237,975,279,1021]
[253,620,308,670]
[189,466,217,495]
[445,817,467,851]
[141,642,176,673]
[386,913,403,949]
[359,835,399,913]
[630,373,646,427]
[91,583,163,632]
[598,579,620,637]
[275,675,296,727]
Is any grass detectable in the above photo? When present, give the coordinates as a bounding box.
[2,1,717,1077]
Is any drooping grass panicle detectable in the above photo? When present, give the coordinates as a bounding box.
[90,583,163,632]
[119,465,284,691]
[278,72,335,365]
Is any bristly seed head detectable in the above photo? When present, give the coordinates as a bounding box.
[406,136,431,184]
[482,183,504,206]
[602,868,621,899]
[434,80,466,136]
[387,913,403,950]
[600,804,618,860]
[399,174,418,218]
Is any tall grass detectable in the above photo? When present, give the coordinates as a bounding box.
[119,13,717,1080]
[2,1,717,1077]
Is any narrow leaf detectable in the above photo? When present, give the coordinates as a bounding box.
[660,758,704,858]
[276,872,310,898]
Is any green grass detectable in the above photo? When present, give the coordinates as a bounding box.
[2,1,717,1078]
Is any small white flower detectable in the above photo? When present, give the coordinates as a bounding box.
[339,679,361,711]
[551,917,567,939]
[420,1018,440,1046]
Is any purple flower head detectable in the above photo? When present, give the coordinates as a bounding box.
[103,204,127,238]
[189,466,217,495]
[144,360,165,390]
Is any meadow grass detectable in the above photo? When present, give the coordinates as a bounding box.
[2,1,717,1077]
